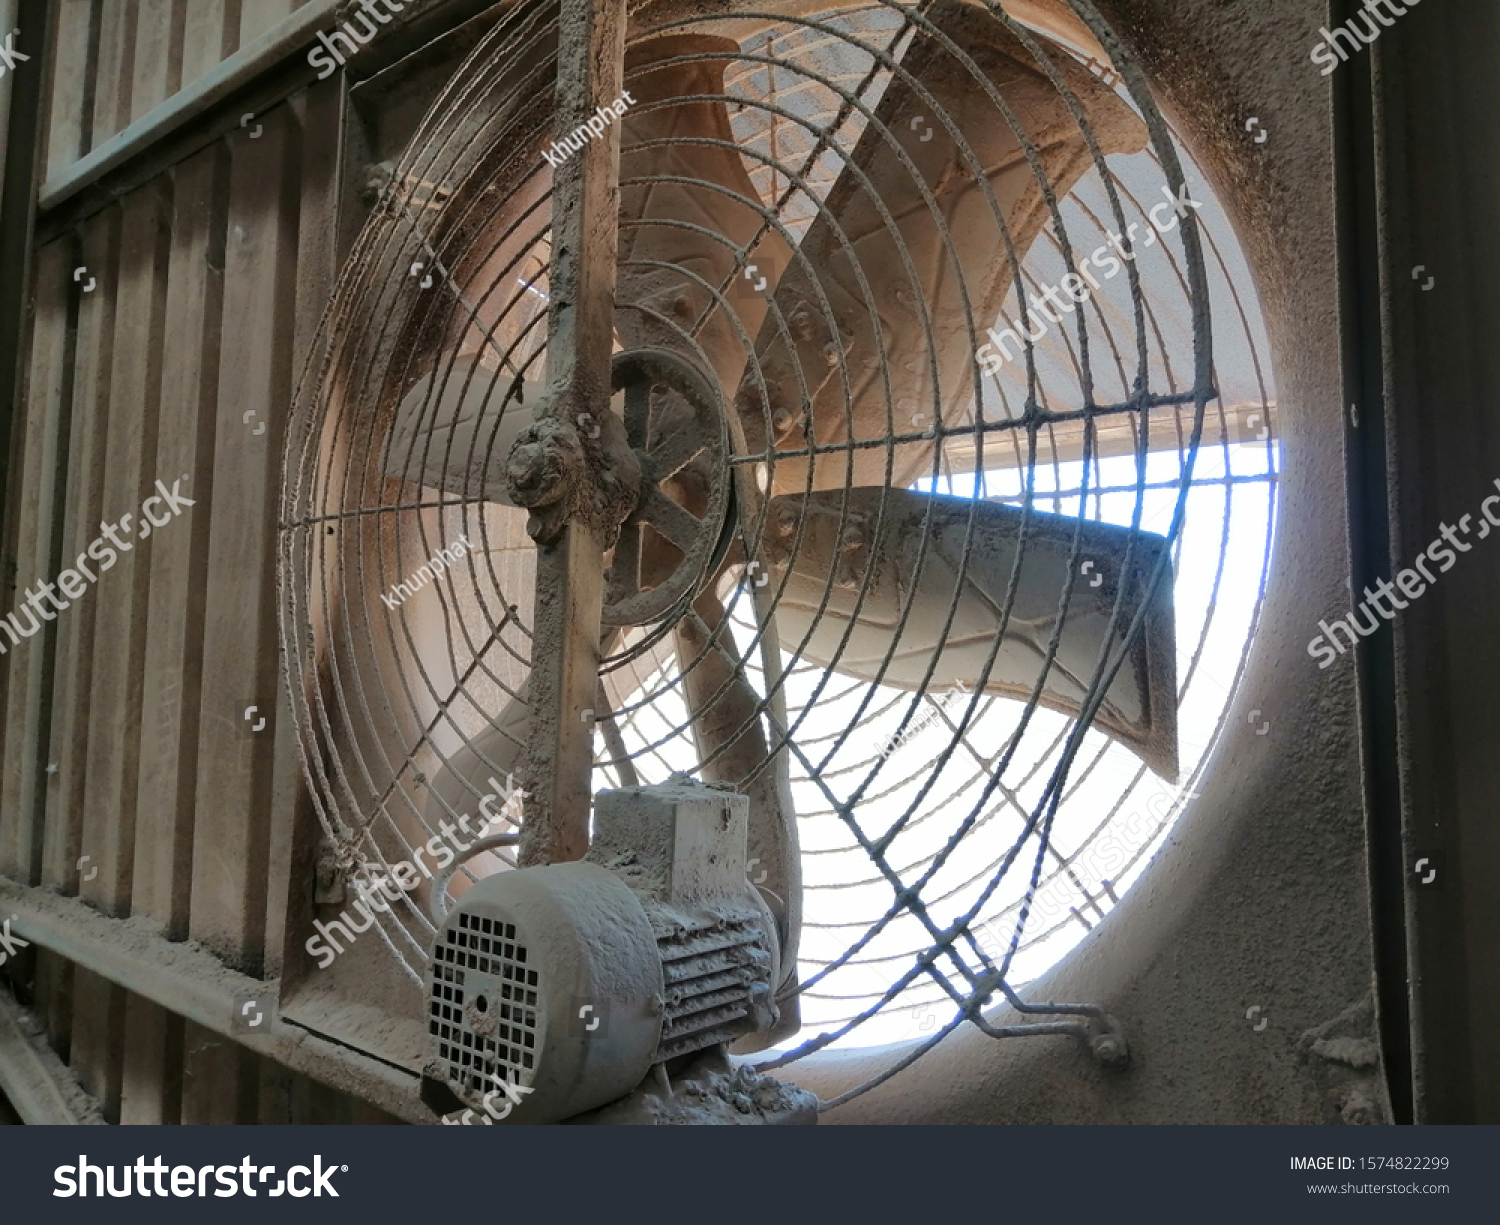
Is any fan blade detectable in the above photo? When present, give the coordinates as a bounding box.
[675,589,802,1032]
[761,487,1178,780]
[385,360,538,501]
[615,34,792,391]
[386,35,792,499]
[613,34,805,977]
[735,1,1148,495]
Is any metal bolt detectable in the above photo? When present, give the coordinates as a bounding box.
[1090,1032,1129,1067]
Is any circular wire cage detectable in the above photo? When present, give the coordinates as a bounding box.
[280,0,1277,1096]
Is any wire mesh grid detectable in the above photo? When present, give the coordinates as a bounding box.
[279,0,1275,1101]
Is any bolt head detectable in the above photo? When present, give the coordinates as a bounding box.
[1090,1032,1129,1067]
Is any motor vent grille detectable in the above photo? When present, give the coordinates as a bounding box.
[654,911,771,1062]
[430,910,540,1096]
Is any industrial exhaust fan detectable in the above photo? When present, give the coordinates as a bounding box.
[281,0,1270,1123]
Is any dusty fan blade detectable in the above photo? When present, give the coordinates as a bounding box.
[735,0,1147,496]
[613,32,788,546]
[389,34,788,502]
[675,588,802,1037]
[416,38,805,924]
[761,487,1178,780]
[612,33,804,989]
[385,360,537,501]
[615,33,792,390]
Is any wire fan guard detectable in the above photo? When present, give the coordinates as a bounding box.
[280,0,1277,1099]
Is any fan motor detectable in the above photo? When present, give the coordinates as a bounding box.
[428,780,780,1123]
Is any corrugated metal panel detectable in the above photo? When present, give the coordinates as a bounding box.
[43,1,97,181]
[0,241,71,887]
[133,141,228,941]
[2,74,377,1125]
[40,0,327,178]
[181,1,239,88]
[0,0,503,1125]
[188,97,301,970]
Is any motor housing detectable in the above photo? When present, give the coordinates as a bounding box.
[428,780,779,1123]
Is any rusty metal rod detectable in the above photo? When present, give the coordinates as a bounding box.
[518,0,627,867]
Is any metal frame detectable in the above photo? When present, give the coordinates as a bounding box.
[516,0,628,867]
[0,0,51,582]
[0,981,105,1125]
[1343,0,1500,1124]
[0,879,433,1123]
[1331,0,1410,1126]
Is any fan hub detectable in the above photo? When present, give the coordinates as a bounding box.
[504,400,643,547]
[601,347,733,627]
